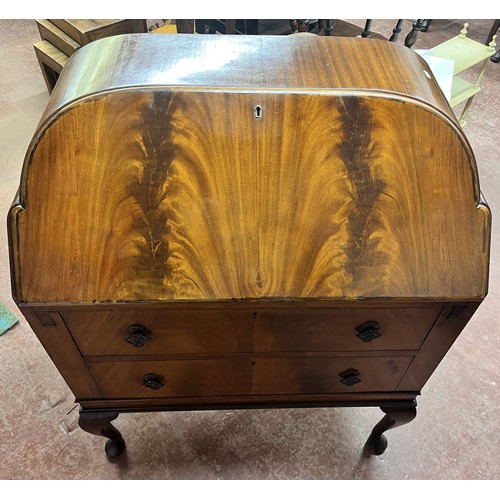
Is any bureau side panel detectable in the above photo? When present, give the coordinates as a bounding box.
[397,302,480,391]
[19,306,102,399]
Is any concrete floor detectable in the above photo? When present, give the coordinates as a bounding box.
[0,19,498,481]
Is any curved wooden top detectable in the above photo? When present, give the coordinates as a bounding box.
[40,34,454,126]
[9,34,490,303]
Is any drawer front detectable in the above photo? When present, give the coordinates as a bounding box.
[63,307,441,356]
[255,307,442,352]
[88,358,252,399]
[63,310,254,356]
[87,356,413,399]
[254,356,413,395]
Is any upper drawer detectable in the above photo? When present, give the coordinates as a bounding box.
[63,310,254,356]
[255,307,441,352]
[61,306,441,356]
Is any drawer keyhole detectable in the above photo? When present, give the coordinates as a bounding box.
[143,373,164,391]
[125,324,151,348]
[355,320,382,343]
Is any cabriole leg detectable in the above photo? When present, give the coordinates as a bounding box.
[365,402,417,455]
[78,410,126,457]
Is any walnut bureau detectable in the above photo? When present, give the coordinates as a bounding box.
[8,34,491,457]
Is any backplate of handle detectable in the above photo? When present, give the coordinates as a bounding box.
[143,373,164,390]
[339,368,361,386]
[125,324,151,348]
[355,320,382,343]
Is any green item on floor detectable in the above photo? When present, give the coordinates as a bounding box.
[0,302,18,335]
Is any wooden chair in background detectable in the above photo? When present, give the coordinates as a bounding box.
[174,19,429,48]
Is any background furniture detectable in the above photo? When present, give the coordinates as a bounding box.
[486,19,499,62]
[9,34,490,459]
[34,19,147,93]
[423,23,497,126]
[175,19,426,46]
[176,19,388,39]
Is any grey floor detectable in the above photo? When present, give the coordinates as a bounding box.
[0,19,499,481]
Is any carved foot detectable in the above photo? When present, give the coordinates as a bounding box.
[365,402,417,455]
[78,410,126,457]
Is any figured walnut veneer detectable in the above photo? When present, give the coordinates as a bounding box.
[11,34,489,304]
[8,34,490,457]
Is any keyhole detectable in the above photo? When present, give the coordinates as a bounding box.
[254,105,262,119]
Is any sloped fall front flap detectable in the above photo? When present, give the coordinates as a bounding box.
[8,34,491,303]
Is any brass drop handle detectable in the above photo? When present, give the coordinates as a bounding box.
[339,368,361,386]
[143,373,164,391]
[125,324,151,348]
[355,320,382,343]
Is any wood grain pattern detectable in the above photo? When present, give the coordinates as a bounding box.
[63,309,255,355]
[61,306,441,356]
[8,34,491,456]
[87,356,413,398]
[33,40,68,71]
[36,19,81,56]
[40,34,452,125]
[397,302,481,391]
[19,307,102,399]
[13,88,489,302]
[88,358,253,399]
[254,307,441,352]
[49,19,146,44]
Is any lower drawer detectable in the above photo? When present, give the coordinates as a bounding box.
[87,356,413,399]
